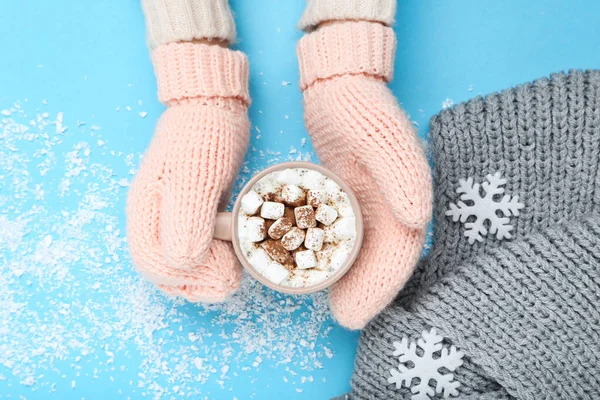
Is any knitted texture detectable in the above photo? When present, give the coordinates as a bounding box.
[127,43,250,302]
[142,0,236,50]
[298,21,432,329]
[153,42,249,105]
[298,0,396,31]
[345,70,600,399]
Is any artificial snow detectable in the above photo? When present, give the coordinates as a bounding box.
[388,328,464,400]
[446,172,524,244]
[442,98,454,109]
[0,100,335,397]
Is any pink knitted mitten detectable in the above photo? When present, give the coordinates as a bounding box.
[298,22,432,329]
[127,43,250,302]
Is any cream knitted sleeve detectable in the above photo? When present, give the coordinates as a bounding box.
[142,0,236,50]
[298,0,396,31]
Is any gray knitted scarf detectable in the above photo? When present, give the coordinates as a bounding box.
[341,70,600,400]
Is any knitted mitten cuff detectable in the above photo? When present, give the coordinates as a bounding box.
[297,21,395,91]
[152,42,250,105]
[298,0,396,31]
[142,0,236,50]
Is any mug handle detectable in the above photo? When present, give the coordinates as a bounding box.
[214,212,233,241]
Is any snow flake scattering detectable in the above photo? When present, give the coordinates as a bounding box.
[441,98,454,109]
[0,100,337,398]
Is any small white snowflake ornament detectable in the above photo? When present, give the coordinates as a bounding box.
[446,172,524,244]
[388,328,464,400]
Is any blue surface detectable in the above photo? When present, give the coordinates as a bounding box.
[1,1,600,399]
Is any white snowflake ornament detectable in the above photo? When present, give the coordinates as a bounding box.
[388,329,464,400]
[445,172,524,244]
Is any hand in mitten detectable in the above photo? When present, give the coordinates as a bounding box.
[297,22,433,329]
[127,43,250,302]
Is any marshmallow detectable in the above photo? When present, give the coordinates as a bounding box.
[294,205,316,229]
[304,228,325,251]
[261,239,294,265]
[253,179,279,200]
[268,217,293,240]
[295,250,317,270]
[307,189,326,208]
[246,217,267,242]
[285,272,309,288]
[262,261,290,284]
[281,184,306,207]
[325,178,341,193]
[330,246,351,270]
[304,269,329,285]
[260,201,285,220]
[241,190,264,215]
[248,248,272,273]
[315,204,338,226]
[337,204,355,218]
[281,227,305,251]
[277,168,301,185]
[324,217,356,242]
[302,169,325,190]
[336,191,352,206]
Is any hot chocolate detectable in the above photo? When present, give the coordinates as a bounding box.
[237,167,357,288]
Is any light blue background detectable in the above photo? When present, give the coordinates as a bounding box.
[1,1,600,399]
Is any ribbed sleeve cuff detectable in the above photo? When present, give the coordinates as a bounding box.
[142,0,236,50]
[297,21,396,91]
[152,43,250,105]
[298,0,396,31]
